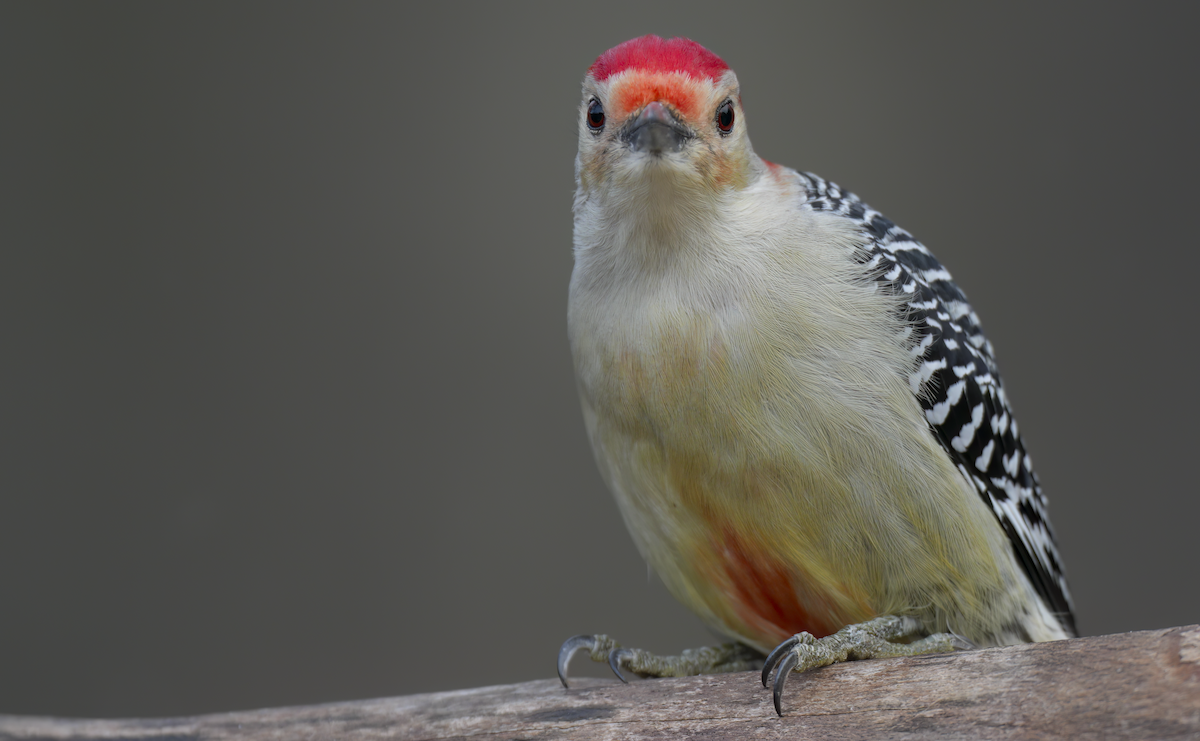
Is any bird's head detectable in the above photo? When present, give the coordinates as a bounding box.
[576,36,759,198]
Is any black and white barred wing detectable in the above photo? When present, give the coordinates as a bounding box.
[796,172,1077,637]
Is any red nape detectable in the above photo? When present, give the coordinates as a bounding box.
[589,35,729,82]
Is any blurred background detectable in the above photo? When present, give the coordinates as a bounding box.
[2,1,1196,719]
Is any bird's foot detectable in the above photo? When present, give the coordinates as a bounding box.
[557,634,761,687]
[761,615,973,716]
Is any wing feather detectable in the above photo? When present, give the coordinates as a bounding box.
[795,171,1077,636]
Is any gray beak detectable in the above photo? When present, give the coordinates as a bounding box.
[623,102,692,155]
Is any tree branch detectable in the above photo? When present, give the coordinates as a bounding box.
[2,625,1197,740]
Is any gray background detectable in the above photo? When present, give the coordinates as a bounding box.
[2,1,1196,719]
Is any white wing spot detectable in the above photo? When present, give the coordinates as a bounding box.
[951,403,985,452]
[975,439,996,471]
[1003,450,1021,478]
[925,380,966,426]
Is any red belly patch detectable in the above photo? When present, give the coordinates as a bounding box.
[715,526,852,646]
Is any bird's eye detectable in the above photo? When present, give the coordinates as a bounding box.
[716,100,734,134]
[587,99,605,131]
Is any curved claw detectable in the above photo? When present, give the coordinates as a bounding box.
[772,649,800,717]
[950,634,976,651]
[761,635,800,687]
[557,634,598,689]
[608,647,634,683]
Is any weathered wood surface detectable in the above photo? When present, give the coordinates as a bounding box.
[1,625,1197,740]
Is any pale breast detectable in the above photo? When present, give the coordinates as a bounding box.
[569,198,1032,651]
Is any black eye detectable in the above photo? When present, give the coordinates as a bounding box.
[716,100,734,133]
[587,99,605,131]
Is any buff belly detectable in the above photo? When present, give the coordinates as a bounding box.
[572,305,889,652]
[570,276,1028,654]
[587,412,876,651]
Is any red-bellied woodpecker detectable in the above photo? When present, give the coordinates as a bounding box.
[558,36,1076,716]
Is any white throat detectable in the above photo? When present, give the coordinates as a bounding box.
[573,155,758,282]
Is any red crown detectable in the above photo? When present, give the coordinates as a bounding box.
[588,35,729,82]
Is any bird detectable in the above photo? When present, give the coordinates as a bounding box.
[558,35,1075,716]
